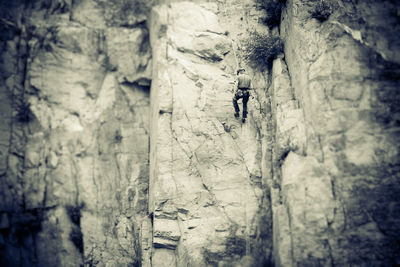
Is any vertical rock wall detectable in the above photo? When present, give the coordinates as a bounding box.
[149,1,272,266]
[272,0,400,265]
[1,0,151,266]
[1,0,399,266]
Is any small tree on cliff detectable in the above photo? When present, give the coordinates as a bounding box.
[256,0,286,27]
[311,0,333,22]
[107,0,154,17]
[243,31,283,70]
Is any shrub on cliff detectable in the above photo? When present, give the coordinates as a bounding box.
[66,203,84,226]
[256,0,286,27]
[108,0,151,16]
[311,0,332,22]
[243,32,283,69]
[16,98,34,122]
[70,227,83,253]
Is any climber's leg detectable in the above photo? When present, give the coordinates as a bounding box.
[233,95,240,118]
[242,93,249,119]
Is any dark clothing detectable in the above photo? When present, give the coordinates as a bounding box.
[233,89,250,118]
[233,72,252,119]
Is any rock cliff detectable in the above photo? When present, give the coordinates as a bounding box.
[0,0,399,266]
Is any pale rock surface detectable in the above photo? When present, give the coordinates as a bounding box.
[106,27,152,83]
[0,0,399,266]
[149,1,271,266]
[271,57,306,159]
[271,0,400,265]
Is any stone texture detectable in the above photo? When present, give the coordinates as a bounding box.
[1,0,151,266]
[149,2,271,266]
[166,2,230,61]
[272,0,400,265]
[271,57,306,159]
[153,218,181,249]
[106,27,152,83]
[0,0,399,266]
[152,248,177,267]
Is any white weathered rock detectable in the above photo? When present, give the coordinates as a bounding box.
[276,0,400,265]
[1,0,399,266]
[71,0,106,29]
[106,27,151,83]
[276,152,335,264]
[271,57,306,157]
[149,2,269,266]
[153,218,181,249]
[46,151,58,168]
[152,248,177,267]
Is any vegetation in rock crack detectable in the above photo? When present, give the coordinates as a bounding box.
[26,25,59,53]
[65,203,85,253]
[225,236,246,256]
[66,203,85,253]
[107,0,152,16]
[16,98,34,122]
[256,0,286,27]
[66,203,84,226]
[40,25,59,52]
[70,227,84,253]
[243,32,283,70]
[311,0,332,22]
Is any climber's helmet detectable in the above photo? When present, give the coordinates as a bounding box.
[237,68,245,75]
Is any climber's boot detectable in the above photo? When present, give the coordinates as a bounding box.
[242,110,247,123]
[234,112,240,118]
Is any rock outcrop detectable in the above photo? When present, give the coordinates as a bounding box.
[272,1,400,265]
[1,1,150,266]
[149,2,271,265]
[0,0,399,266]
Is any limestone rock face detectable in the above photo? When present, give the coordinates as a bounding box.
[0,0,399,266]
[149,2,271,265]
[272,0,400,265]
[1,0,150,266]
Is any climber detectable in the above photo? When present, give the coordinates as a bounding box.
[233,68,252,123]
